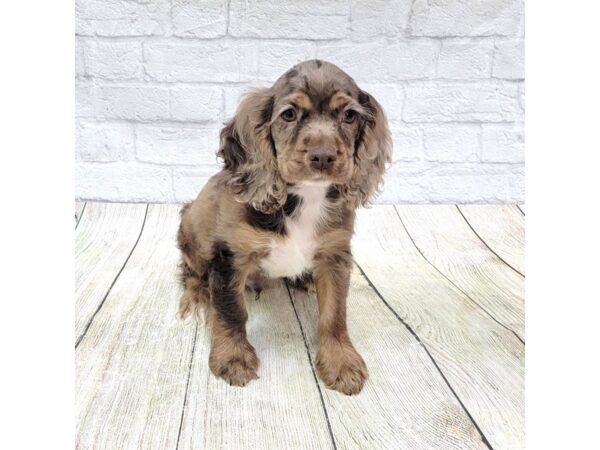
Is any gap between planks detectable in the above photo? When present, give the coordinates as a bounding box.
[75,202,86,229]
[353,205,524,450]
[354,261,492,449]
[77,205,198,449]
[76,203,524,450]
[284,280,338,450]
[456,205,525,277]
[395,205,525,343]
[75,204,148,348]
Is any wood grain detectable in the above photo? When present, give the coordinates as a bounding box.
[457,205,525,276]
[76,204,195,450]
[397,205,524,340]
[75,203,526,449]
[289,266,488,449]
[353,205,525,450]
[75,202,86,228]
[177,280,334,450]
[75,202,147,343]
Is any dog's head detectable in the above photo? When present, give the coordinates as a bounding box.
[218,60,392,213]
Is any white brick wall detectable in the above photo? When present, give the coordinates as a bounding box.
[75,0,524,204]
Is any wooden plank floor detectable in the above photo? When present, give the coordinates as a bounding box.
[75,203,525,450]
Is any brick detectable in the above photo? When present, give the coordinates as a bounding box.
[73,0,525,205]
[75,15,94,36]
[92,85,170,121]
[86,41,143,80]
[409,0,523,37]
[423,125,480,162]
[229,0,349,39]
[172,0,227,38]
[493,40,524,79]
[481,124,524,162]
[223,85,255,119]
[390,127,423,162]
[75,38,86,77]
[437,40,494,79]
[136,125,220,165]
[169,86,222,122]
[75,162,173,202]
[381,162,524,203]
[77,122,135,161]
[517,82,525,123]
[75,0,170,36]
[518,83,525,111]
[507,171,524,203]
[350,0,411,40]
[403,81,519,122]
[144,41,257,82]
[258,43,314,82]
[517,7,525,38]
[317,41,438,82]
[359,84,403,122]
[173,167,219,202]
[75,81,93,118]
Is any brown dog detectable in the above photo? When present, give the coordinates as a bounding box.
[177,60,391,395]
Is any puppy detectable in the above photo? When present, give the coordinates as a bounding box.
[177,60,391,395]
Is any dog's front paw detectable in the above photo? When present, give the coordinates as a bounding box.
[316,340,368,395]
[209,339,259,387]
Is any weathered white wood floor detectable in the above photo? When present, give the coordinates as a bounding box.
[75,203,525,450]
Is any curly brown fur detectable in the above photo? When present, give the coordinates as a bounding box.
[177,60,391,394]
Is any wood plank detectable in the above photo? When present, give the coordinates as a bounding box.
[457,205,525,276]
[75,203,147,343]
[353,205,525,450]
[76,204,195,450]
[75,202,86,228]
[178,280,334,449]
[397,205,524,341]
[290,266,488,449]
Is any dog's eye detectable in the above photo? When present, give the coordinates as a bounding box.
[343,109,357,124]
[281,108,297,122]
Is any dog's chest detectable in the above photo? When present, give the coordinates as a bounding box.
[259,186,328,279]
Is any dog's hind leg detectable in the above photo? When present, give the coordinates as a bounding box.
[177,213,210,323]
[178,258,210,323]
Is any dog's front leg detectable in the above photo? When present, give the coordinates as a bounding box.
[313,249,368,395]
[207,242,258,386]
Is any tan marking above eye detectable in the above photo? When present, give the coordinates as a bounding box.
[285,92,312,111]
[329,92,354,111]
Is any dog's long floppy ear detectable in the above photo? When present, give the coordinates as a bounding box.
[342,90,392,207]
[217,88,286,213]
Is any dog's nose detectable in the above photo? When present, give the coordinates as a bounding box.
[308,147,337,171]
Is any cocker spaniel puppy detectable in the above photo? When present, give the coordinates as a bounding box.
[177,60,391,395]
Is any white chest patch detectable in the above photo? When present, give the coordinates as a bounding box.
[259,183,330,279]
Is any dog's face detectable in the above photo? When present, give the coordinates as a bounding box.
[219,60,392,213]
[269,62,369,186]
